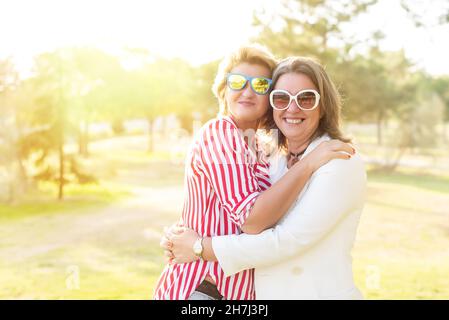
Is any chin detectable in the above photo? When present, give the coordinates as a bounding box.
[235,111,264,123]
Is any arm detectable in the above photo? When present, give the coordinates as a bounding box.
[200,121,354,235]
[242,158,313,234]
[168,155,366,269]
[212,155,367,276]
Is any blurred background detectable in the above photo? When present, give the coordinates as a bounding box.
[0,0,448,299]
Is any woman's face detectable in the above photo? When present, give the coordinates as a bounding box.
[225,62,271,130]
[273,72,321,145]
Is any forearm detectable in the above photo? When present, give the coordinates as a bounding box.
[242,160,313,234]
[213,157,367,276]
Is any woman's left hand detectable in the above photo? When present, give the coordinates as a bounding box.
[168,228,201,264]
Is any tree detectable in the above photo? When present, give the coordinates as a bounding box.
[400,0,449,27]
[252,0,377,63]
[0,58,24,203]
[64,47,123,157]
[123,55,198,152]
[252,0,420,147]
[430,76,449,142]
[21,49,106,199]
[181,59,220,133]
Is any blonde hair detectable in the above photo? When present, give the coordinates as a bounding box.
[268,56,351,150]
[212,44,277,116]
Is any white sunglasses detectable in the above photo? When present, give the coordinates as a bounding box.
[269,89,320,111]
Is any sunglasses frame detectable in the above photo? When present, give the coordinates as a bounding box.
[269,89,321,111]
[226,73,272,95]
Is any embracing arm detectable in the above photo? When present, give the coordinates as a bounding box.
[168,155,366,269]
[199,121,355,235]
[199,120,355,235]
[212,155,366,276]
[242,141,354,234]
[241,157,313,234]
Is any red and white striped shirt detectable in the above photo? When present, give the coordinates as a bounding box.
[153,116,271,300]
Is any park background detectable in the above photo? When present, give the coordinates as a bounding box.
[1,0,448,299]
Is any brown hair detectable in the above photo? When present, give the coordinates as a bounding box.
[212,44,277,125]
[267,56,350,150]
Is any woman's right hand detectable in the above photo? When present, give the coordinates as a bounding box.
[160,223,185,264]
[300,139,355,172]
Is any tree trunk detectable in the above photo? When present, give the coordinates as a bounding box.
[58,135,64,201]
[385,145,407,173]
[57,57,67,200]
[78,120,89,157]
[4,114,29,203]
[376,111,383,146]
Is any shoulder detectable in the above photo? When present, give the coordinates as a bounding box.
[309,134,365,178]
[315,152,367,186]
[205,116,236,131]
[195,117,244,154]
[199,117,237,139]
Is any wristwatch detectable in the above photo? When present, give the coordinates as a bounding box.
[193,237,204,259]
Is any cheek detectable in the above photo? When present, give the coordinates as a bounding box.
[273,110,283,124]
[225,90,237,105]
[257,95,269,108]
[310,109,321,128]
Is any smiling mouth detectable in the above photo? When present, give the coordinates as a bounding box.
[238,101,255,106]
[284,118,304,124]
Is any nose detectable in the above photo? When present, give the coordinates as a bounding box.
[287,98,300,112]
[241,81,255,97]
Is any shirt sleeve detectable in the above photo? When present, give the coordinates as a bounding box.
[198,119,261,228]
[211,155,367,277]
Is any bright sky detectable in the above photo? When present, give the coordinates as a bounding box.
[1,0,448,77]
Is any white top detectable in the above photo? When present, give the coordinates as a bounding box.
[212,135,367,299]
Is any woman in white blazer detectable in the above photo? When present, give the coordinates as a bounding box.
[163,56,367,300]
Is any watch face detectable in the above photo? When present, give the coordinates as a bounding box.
[193,239,202,255]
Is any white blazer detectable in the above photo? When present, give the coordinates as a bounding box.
[212,135,367,299]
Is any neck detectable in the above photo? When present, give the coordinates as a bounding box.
[230,115,259,131]
[287,139,310,155]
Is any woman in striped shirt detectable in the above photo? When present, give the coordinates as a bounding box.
[153,46,354,300]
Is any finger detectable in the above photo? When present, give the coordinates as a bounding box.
[164,227,174,239]
[160,238,173,249]
[172,226,185,234]
[330,140,354,155]
[164,250,174,259]
[332,151,352,160]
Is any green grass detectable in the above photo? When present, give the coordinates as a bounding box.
[353,258,449,299]
[351,168,449,299]
[0,182,131,222]
[1,155,448,299]
[0,243,163,299]
[367,169,449,194]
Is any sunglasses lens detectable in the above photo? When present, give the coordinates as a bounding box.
[251,78,270,94]
[297,91,318,110]
[228,74,247,90]
[271,91,290,109]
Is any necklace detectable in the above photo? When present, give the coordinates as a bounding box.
[287,149,307,168]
